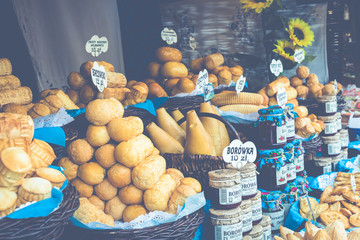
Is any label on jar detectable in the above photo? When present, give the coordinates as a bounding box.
[286,162,296,181]
[323,164,332,174]
[276,125,287,144]
[263,227,272,240]
[295,154,304,172]
[219,184,242,205]
[343,150,348,159]
[325,101,337,113]
[276,165,287,186]
[286,118,295,139]
[328,143,341,155]
[241,176,257,197]
[251,198,263,222]
[214,221,243,240]
[337,118,342,131]
[263,209,284,231]
[242,210,253,233]
[324,121,338,135]
[341,136,349,148]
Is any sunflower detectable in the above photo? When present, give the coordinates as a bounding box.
[240,0,274,14]
[286,18,314,47]
[273,40,298,62]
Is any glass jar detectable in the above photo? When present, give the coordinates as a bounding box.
[240,199,253,236]
[257,148,287,191]
[335,112,342,131]
[284,143,296,183]
[241,163,258,200]
[321,133,341,157]
[209,207,243,240]
[307,157,333,177]
[248,225,263,240]
[284,103,298,143]
[208,169,242,209]
[250,190,262,225]
[255,106,287,149]
[342,148,348,160]
[242,236,252,240]
[318,114,339,136]
[293,139,305,176]
[317,96,337,116]
[260,215,272,240]
[340,129,349,150]
[261,192,285,235]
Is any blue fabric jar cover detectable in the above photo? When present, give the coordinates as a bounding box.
[255,106,287,127]
[260,190,285,212]
[284,103,299,119]
[257,148,286,170]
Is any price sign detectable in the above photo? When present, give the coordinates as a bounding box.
[85,35,108,57]
[204,83,214,102]
[222,139,257,169]
[161,28,177,45]
[270,59,283,77]
[235,75,246,95]
[334,79,338,93]
[196,69,209,92]
[91,61,107,92]
[277,87,287,108]
[189,36,196,50]
[294,49,305,63]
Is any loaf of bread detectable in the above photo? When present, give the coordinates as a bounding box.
[219,104,262,114]
[204,53,224,70]
[115,134,154,168]
[68,72,88,90]
[131,154,166,190]
[190,58,204,73]
[147,62,161,78]
[0,87,33,107]
[211,92,263,106]
[160,62,188,78]
[156,47,182,63]
[0,75,21,91]
[80,61,115,78]
[0,58,12,76]
[265,76,290,96]
[0,113,34,142]
[85,98,124,126]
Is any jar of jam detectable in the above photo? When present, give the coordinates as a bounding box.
[242,236,251,240]
[255,106,287,149]
[332,154,342,172]
[250,190,262,225]
[317,96,337,116]
[261,192,285,235]
[335,112,342,131]
[209,207,243,240]
[293,139,305,176]
[318,114,339,136]
[208,169,242,209]
[260,215,272,240]
[342,148,348,160]
[284,143,296,183]
[284,103,298,143]
[257,148,287,191]
[340,129,349,150]
[307,157,332,177]
[321,133,341,157]
[240,199,253,236]
[241,163,258,200]
[248,225,263,240]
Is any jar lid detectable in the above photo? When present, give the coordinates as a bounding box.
[208,169,240,182]
[259,148,284,158]
[284,143,294,152]
[250,190,261,202]
[340,129,348,136]
[248,225,263,238]
[240,199,252,209]
[317,95,336,102]
[318,114,337,122]
[243,236,252,240]
[240,162,256,174]
[258,105,284,115]
[259,215,271,226]
[209,207,242,220]
[321,132,340,141]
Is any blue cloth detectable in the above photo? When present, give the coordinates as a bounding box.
[126,99,157,116]
[33,127,66,147]
[284,196,319,230]
[150,97,169,111]
[66,108,85,117]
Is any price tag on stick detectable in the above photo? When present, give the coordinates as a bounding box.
[334,79,338,94]
[196,69,209,93]
[161,28,178,45]
[301,181,316,223]
[235,75,246,95]
[294,49,305,63]
[277,87,287,108]
[91,61,107,93]
[270,59,283,77]
[222,139,257,169]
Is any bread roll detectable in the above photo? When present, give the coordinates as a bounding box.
[167,185,197,214]
[0,113,34,143]
[105,196,127,221]
[204,53,224,70]
[147,82,168,98]
[106,72,127,88]
[107,163,131,188]
[190,74,199,85]
[85,98,124,126]
[107,116,143,142]
[71,178,93,198]
[74,198,115,227]
[212,66,229,75]
[29,103,50,118]
[58,157,78,181]
[115,134,154,168]
[297,123,315,139]
[132,154,166,190]
[322,84,336,96]
[88,195,105,211]
[97,88,130,102]
[94,179,118,201]
[180,178,201,193]
[329,80,342,94]
[123,83,149,106]
[86,125,110,147]
[218,69,232,85]
[190,58,204,73]
[296,66,310,79]
[164,78,180,93]
[78,162,105,186]
[265,76,290,96]
[294,106,308,118]
[296,85,309,99]
[295,117,311,130]
[118,184,143,205]
[67,139,94,165]
[166,168,184,186]
[155,47,182,63]
[290,76,303,88]
[311,122,322,134]
[79,85,96,104]
[309,84,323,98]
[68,72,87,90]
[95,144,116,169]
[286,86,298,100]
[80,61,115,78]
[66,89,80,105]
[208,73,218,88]
[287,99,299,108]
[0,75,20,91]
[29,139,56,170]
[147,62,161,78]
[0,58,12,75]
[230,66,244,81]
[268,97,277,106]
[306,74,319,87]
[171,78,195,95]
[160,62,188,78]
[257,87,269,106]
[122,205,147,222]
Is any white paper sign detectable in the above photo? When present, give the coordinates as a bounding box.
[277,87,287,107]
[294,49,305,63]
[91,62,107,92]
[85,35,108,57]
[222,139,257,169]
[204,83,214,102]
[270,59,283,77]
[189,36,196,50]
[235,75,246,95]
[161,28,177,45]
[334,79,338,93]
[196,69,209,92]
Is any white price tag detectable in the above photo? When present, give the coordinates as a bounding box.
[294,49,305,63]
[189,36,196,50]
[222,139,257,169]
[204,83,214,102]
[91,62,107,92]
[235,75,246,95]
[196,69,209,92]
[351,174,356,194]
[85,35,108,57]
[277,87,287,108]
[334,79,338,93]
[270,59,283,77]
[161,28,177,45]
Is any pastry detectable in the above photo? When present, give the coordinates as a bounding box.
[95,144,116,169]
[293,106,308,118]
[147,82,168,98]
[107,163,131,188]
[204,53,224,70]
[124,83,149,106]
[0,147,32,187]
[0,137,29,155]
[309,84,323,98]
[105,196,127,221]
[180,178,201,193]
[343,191,360,203]
[98,87,130,102]
[107,116,143,142]
[341,201,360,214]
[68,72,87,90]
[265,76,290,96]
[333,186,349,195]
[320,210,350,229]
[80,61,115,78]
[0,113,34,142]
[160,62,188,78]
[118,184,143,205]
[290,76,303,88]
[94,179,118,201]
[299,197,318,214]
[86,125,110,147]
[296,86,309,99]
[305,221,319,240]
[78,162,105,186]
[280,226,294,239]
[230,65,244,81]
[0,188,17,217]
[329,201,340,211]
[325,195,345,203]
[79,85,96,104]
[67,139,94,165]
[348,228,360,240]
[126,80,138,89]
[3,103,32,115]
[212,66,229,75]
[58,157,78,181]
[190,57,204,73]
[306,73,319,87]
[296,66,310,79]
[286,86,298,100]
[167,184,197,214]
[43,95,64,113]
[45,89,79,110]
[313,229,331,240]
[122,205,147,222]
[29,139,56,171]
[18,177,52,204]
[88,195,105,211]
[295,117,311,130]
[147,62,161,78]
[340,208,352,217]
[217,69,232,86]
[155,47,182,63]
[85,98,124,126]
[71,178,93,198]
[166,168,184,186]
[35,167,66,188]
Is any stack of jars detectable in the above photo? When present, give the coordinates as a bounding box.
[208,165,271,239]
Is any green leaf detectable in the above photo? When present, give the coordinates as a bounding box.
[303,55,316,63]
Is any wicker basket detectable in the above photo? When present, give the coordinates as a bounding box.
[162,95,204,113]
[0,184,79,240]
